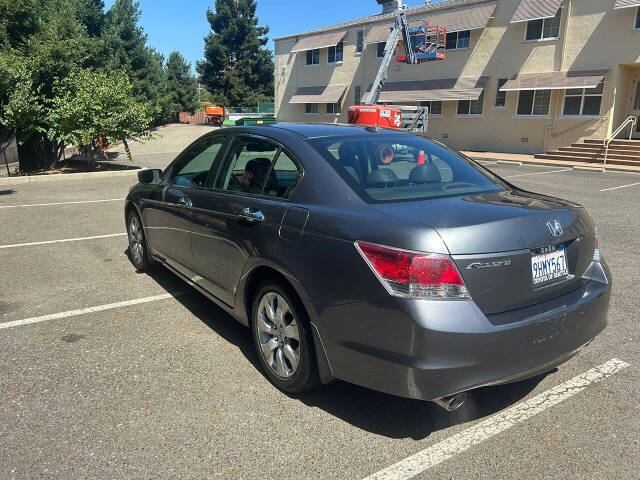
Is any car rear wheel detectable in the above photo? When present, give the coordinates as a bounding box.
[251,281,319,393]
[127,210,153,272]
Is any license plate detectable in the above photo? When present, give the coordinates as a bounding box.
[531,246,568,286]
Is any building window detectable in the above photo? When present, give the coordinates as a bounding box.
[495,79,507,107]
[305,103,318,114]
[354,86,361,105]
[635,7,640,30]
[356,31,364,53]
[525,8,561,41]
[377,41,386,58]
[306,49,319,65]
[420,101,442,116]
[563,80,604,117]
[517,90,551,116]
[457,91,484,116]
[327,103,340,114]
[328,41,343,63]
[445,30,470,50]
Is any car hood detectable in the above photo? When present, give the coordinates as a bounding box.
[371,189,592,254]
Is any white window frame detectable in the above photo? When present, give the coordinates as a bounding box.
[305,103,319,114]
[515,89,552,117]
[494,79,507,108]
[445,30,471,51]
[419,101,443,117]
[634,7,640,31]
[356,30,364,54]
[456,91,484,117]
[326,103,341,115]
[524,7,562,42]
[561,81,604,118]
[305,49,320,66]
[327,41,344,64]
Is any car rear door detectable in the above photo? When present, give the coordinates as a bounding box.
[143,135,228,277]
[188,134,303,307]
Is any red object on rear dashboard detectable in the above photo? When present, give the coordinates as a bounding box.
[348,105,402,129]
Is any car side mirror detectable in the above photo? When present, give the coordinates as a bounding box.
[138,169,162,184]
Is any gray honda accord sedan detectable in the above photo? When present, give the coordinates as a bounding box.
[124,124,610,411]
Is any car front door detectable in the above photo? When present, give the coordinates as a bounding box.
[188,134,303,306]
[143,135,227,277]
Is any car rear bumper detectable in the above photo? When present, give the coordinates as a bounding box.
[313,261,611,401]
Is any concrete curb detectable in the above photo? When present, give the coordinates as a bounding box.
[0,168,141,186]
[467,155,639,174]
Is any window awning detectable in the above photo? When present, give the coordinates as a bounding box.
[374,77,489,103]
[412,1,498,33]
[511,0,563,23]
[289,84,348,104]
[291,30,348,53]
[365,24,391,45]
[500,70,608,91]
[613,0,640,9]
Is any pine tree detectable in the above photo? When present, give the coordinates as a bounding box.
[104,0,165,122]
[162,51,197,121]
[197,0,274,107]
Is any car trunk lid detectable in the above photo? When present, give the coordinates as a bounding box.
[372,190,597,315]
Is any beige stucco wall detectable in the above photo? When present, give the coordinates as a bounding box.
[274,0,640,153]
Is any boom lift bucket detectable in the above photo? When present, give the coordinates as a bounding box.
[396,23,446,63]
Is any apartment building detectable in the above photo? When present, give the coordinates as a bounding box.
[274,0,640,154]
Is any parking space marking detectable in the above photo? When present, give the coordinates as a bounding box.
[0,198,125,209]
[363,358,630,480]
[0,233,126,249]
[599,182,640,192]
[504,168,572,179]
[0,292,187,330]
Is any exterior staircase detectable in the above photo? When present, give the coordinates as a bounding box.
[534,139,640,167]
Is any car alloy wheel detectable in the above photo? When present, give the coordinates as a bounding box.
[128,214,145,267]
[255,292,301,378]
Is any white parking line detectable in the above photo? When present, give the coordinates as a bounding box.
[599,182,640,192]
[363,358,630,480]
[0,198,125,209]
[0,292,187,330]
[0,233,126,249]
[504,168,572,178]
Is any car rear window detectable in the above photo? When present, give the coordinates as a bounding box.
[309,134,504,203]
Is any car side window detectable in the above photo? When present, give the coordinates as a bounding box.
[167,136,226,188]
[265,151,302,199]
[215,137,280,195]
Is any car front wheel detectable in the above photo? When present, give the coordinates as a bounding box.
[251,281,318,393]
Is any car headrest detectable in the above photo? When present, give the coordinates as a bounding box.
[366,168,398,187]
[409,164,441,184]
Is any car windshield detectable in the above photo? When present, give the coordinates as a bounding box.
[310,134,505,203]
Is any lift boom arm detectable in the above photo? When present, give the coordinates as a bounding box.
[363,8,415,106]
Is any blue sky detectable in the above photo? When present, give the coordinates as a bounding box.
[103,0,437,72]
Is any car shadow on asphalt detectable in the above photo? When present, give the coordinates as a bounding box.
[143,265,553,441]
[0,189,15,195]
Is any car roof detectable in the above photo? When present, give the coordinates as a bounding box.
[217,123,405,140]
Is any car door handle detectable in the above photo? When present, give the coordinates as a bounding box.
[176,197,192,208]
[239,207,264,223]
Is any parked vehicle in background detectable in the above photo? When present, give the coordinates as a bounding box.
[125,123,610,411]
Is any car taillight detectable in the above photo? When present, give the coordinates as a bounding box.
[593,230,600,262]
[355,241,470,299]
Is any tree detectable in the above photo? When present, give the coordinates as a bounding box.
[105,0,166,122]
[197,0,274,107]
[47,69,152,169]
[161,51,197,121]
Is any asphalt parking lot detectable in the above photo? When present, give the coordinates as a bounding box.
[1,156,639,478]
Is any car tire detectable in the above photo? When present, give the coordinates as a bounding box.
[127,210,154,272]
[251,280,319,393]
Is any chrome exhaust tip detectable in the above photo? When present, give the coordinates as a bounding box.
[433,392,466,411]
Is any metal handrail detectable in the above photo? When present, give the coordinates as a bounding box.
[603,115,638,166]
